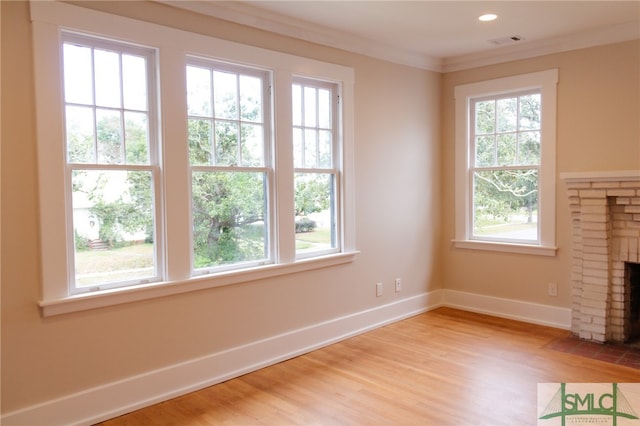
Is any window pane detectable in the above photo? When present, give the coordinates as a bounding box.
[66,105,95,163]
[293,127,303,168]
[187,66,212,117]
[475,135,495,167]
[214,121,239,166]
[496,133,516,166]
[318,88,331,129]
[94,49,121,108]
[72,169,155,287]
[214,70,237,120]
[519,94,541,130]
[124,111,149,164]
[475,100,495,134]
[292,84,302,126]
[304,129,317,168]
[63,43,93,105]
[240,75,262,122]
[122,54,148,111]
[96,109,123,164]
[295,173,335,254]
[496,97,517,133]
[192,171,267,268]
[188,118,212,165]
[240,123,264,166]
[518,131,541,165]
[304,86,317,127]
[473,169,538,241]
[318,130,332,168]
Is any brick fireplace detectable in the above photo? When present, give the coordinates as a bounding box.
[562,170,640,343]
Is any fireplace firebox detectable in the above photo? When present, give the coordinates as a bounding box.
[626,262,640,342]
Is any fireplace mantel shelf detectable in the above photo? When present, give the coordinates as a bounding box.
[560,170,640,183]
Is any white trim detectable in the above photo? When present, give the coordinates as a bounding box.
[39,252,359,317]
[5,289,572,425]
[560,170,640,183]
[452,239,557,257]
[454,69,558,255]
[442,289,572,330]
[5,292,440,426]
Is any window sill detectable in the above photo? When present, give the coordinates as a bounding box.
[39,251,359,317]
[452,239,557,257]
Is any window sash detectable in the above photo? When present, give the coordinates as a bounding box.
[468,91,542,245]
[61,33,162,294]
[186,59,275,275]
[293,78,341,258]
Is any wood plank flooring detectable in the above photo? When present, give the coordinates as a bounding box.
[98,307,640,425]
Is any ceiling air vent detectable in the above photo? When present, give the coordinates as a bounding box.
[489,35,524,46]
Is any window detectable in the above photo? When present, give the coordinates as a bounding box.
[186,60,272,272]
[454,70,558,256]
[31,1,356,316]
[292,79,340,257]
[62,34,161,293]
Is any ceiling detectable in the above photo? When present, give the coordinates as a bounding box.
[164,1,640,72]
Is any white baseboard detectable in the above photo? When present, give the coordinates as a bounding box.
[442,289,572,330]
[2,289,571,426]
[2,292,442,426]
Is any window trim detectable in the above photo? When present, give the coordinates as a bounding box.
[31,1,357,316]
[453,69,558,256]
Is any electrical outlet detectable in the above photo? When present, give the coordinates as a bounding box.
[548,282,557,297]
[376,282,383,297]
[395,278,402,293]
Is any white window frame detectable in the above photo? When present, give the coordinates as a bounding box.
[292,77,342,259]
[453,70,558,256]
[31,1,357,316]
[61,33,163,294]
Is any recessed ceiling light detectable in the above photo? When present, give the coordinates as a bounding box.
[479,14,498,22]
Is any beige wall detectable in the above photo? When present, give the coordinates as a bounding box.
[1,1,441,412]
[3,0,639,416]
[440,41,640,306]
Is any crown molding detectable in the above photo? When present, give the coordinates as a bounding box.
[158,0,443,71]
[443,20,640,73]
[159,1,638,74]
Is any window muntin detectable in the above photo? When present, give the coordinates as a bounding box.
[187,61,272,272]
[62,34,160,293]
[292,80,340,257]
[470,91,541,244]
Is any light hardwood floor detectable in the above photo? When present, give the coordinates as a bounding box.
[99,307,639,425]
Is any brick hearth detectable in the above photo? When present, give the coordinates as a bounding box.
[562,171,640,343]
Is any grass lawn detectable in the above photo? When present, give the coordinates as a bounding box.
[295,228,331,250]
[75,243,154,274]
